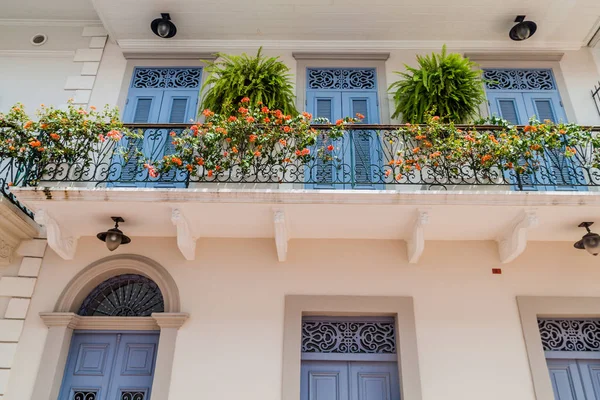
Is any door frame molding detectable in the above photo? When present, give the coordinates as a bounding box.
[283,295,422,400]
[30,254,188,400]
[517,296,600,400]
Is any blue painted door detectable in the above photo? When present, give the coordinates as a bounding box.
[110,69,201,188]
[306,91,381,189]
[58,332,159,400]
[301,361,400,400]
[547,359,600,400]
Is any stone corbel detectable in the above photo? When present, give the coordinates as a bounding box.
[406,210,429,264]
[35,209,77,260]
[171,209,197,261]
[273,208,289,262]
[497,210,539,264]
[0,234,16,265]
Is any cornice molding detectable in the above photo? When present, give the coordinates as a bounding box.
[0,50,75,58]
[13,187,600,207]
[40,312,161,330]
[117,39,585,52]
[122,51,218,60]
[465,52,564,62]
[292,52,390,60]
[0,19,102,27]
[0,197,39,264]
[152,312,189,329]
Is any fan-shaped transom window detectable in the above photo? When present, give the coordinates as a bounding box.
[77,274,164,317]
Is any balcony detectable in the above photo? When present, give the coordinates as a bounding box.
[2,123,600,192]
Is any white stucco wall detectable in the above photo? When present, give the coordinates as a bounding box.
[5,236,600,400]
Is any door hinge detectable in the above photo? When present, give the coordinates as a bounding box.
[560,100,564,107]
[487,100,490,106]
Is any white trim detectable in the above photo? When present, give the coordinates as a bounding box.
[34,209,78,260]
[273,208,289,262]
[171,209,197,261]
[496,209,539,264]
[406,210,429,264]
[122,51,219,60]
[0,50,75,58]
[12,187,600,207]
[117,39,585,52]
[465,52,564,62]
[293,52,390,60]
[0,18,102,27]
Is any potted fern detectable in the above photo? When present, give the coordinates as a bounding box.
[200,48,298,116]
[388,45,486,124]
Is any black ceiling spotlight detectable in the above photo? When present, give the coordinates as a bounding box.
[509,15,537,41]
[151,13,177,39]
[97,217,131,251]
[574,222,600,256]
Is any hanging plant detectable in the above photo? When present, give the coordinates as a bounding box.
[389,45,487,124]
[200,48,298,116]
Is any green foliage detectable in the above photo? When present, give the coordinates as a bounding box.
[200,48,298,116]
[388,45,487,124]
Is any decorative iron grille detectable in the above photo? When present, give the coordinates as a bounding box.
[593,81,600,117]
[73,391,97,400]
[131,68,202,89]
[483,69,556,90]
[538,319,600,351]
[302,318,396,354]
[307,68,376,90]
[78,274,164,317]
[121,391,146,400]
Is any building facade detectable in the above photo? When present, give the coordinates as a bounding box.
[2,1,600,399]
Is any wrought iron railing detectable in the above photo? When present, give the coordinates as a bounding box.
[593,81,600,117]
[0,158,34,218]
[3,124,600,197]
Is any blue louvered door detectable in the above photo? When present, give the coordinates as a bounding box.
[109,67,201,188]
[342,92,381,189]
[547,359,600,400]
[306,91,343,189]
[58,332,159,400]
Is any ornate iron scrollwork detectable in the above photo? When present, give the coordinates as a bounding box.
[483,69,556,90]
[538,319,600,351]
[78,274,164,317]
[121,391,145,400]
[307,68,376,90]
[131,68,202,89]
[302,318,396,354]
[73,391,97,400]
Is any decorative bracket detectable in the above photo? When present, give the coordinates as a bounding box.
[273,209,289,262]
[34,209,77,260]
[406,210,429,264]
[497,210,539,264]
[171,209,197,261]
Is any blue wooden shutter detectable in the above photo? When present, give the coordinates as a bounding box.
[349,362,401,400]
[109,91,162,187]
[306,91,342,189]
[301,361,349,400]
[546,359,587,400]
[487,92,527,125]
[342,92,381,189]
[523,93,585,191]
[577,360,600,399]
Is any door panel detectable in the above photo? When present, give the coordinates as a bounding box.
[578,360,600,400]
[350,362,400,400]
[342,92,381,189]
[306,91,343,189]
[59,332,159,400]
[301,361,349,400]
[487,92,528,125]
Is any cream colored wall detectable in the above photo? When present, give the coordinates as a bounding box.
[6,236,600,400]
[0,256,23,318]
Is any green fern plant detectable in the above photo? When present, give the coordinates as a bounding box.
[388,45,486,123]
[200,48,298,116]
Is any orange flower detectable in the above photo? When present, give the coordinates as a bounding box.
[216,165,222,171]
[238,107,248,114]
[505,162,514,169]
[7,182,13,187]
[385,170,392,177]
[273,110,283,119]
[202,109,214,117]
[191,125,199,132]
[40,123,49,129]
[395,173,403,181]
[284,115,291,121]
[232,146,238,154]
[37,147,45,152]
[264,117,271,123]
[228,116,238,122]
[279,139,287,146]
[327,144,334,151]
[415,163,421,171]
[283,126,291,133]
[524,125,538,133]
[171,156,182,166]
[356,113,365,120]
[98,134,105,142]
[464,135,476,142]
[50,133,60,140]
[29,140,41,147]
[246,116,255,123]
[23,121,34,129]
[186,164,193,172]
[530,144,542,151]
[335,119,344,126]
[223,151,229,157]
[90,106,96,111]
[488,134,499,144]
[249,134,257,142]
[301,148,310,156]
[429,151,441,158]
[431,116,440,121]
[261,106,270,113]
[559,129,566,135]
[170,131,176,137]
[207,170,213,177]
[481,154,493,163]
[241,97,251,103]
[412,147,420,154]
[284,158,291,163]
[302,112,312,120]
[226,138,232,143]
[254,150,261,157]
[196,158,205,166]
[295,150,301,156]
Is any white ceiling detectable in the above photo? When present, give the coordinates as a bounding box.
[87,0,600,45]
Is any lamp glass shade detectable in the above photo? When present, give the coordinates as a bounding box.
[105,229,123,251]
[583,232,600,256]
[515,24,530,40]
[157,20,171,38]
